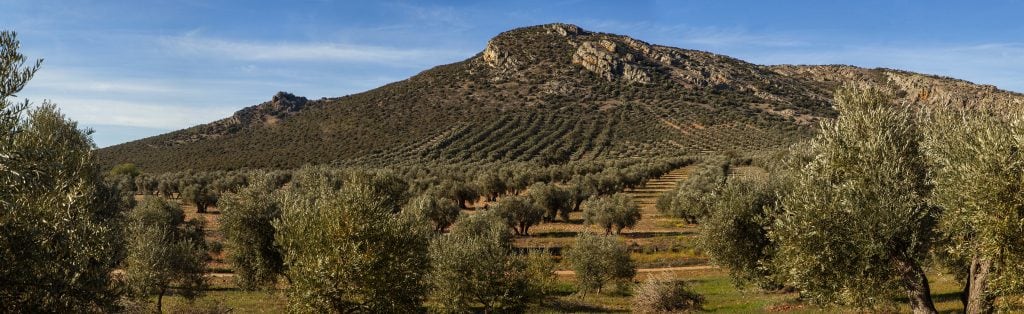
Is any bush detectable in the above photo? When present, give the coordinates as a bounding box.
[633,275,705,313]
[565,233,635,296]
[274,173,431,312]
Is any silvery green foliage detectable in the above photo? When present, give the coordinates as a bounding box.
[427,211,542,313]
[565,233,635,295]
[527,182,572,221]
[274,171,431,313]
[773,87,939,310]
[0,31,126,312]
[658,158,729,224]
[698,177,781,289]
[922,106,1024,301]
[405,193,461,232]
[494,195,545,236]
[219,174,285,290]
[123,197,208,312]
[582,193,641,235]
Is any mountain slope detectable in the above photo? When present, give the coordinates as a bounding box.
[96,23,1024,173]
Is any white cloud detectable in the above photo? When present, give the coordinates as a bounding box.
[28,69,182,94]
[160,32,470,66]
[42,98,236,130]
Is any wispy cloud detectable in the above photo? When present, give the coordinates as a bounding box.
[44,98,236,130]
[29,69,183,94]
[160,32,471,67]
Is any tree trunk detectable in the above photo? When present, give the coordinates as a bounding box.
[157,286,166,313]
[895,258,938,314]
[966,256,993,314]
[961,269,970,311]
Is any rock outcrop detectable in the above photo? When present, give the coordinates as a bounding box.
[572,40,651,84]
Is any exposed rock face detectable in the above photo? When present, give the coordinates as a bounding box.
[482,40,522,70]
[229,91,309,127]
[572,40,652,84]
[545,23,584,37]
[173,92,312,144]
[771,65,1024,108]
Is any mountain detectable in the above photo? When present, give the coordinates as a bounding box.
[96,23,1024,173]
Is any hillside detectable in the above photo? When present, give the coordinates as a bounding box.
[96,23,1024,173]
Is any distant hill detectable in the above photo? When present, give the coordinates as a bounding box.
[96,23,1024,173]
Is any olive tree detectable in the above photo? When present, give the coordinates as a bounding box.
[698,178,781,289]
[565,233,635,296]
[922,106,1024,313]
[494,195,545,236]
[406,193,461,232]
[527,182,573,221]
[476,172,507,201]
[123,197,208,313]
[219,175,285,290]
[274,172,431,313]
[428,211,551,312]
[0,31,126,312]
[773,87,940,313]
[567,175,596,212]
[439,179,480,209]
[181,183,217,213]
[581,194,641,235]
[659,159,729,224]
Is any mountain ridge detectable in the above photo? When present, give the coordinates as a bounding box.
[96,23,1024,173]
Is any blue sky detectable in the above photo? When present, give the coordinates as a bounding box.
[3,0,1023,147]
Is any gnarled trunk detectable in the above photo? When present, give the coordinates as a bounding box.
[895,258,938,314]
[966,256,993,314]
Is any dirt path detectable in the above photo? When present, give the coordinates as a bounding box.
[202,265,720,279]
[554,265,718,276]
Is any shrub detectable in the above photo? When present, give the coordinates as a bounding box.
[633,274,705,313]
